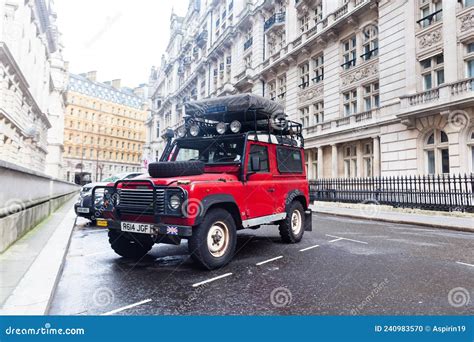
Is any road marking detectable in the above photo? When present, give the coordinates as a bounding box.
[192,273,233,287]
[326,234,368,245]
[101,299,152,316]
[299,245,320,252]
[456,261,474,268]
[256,256,283,266]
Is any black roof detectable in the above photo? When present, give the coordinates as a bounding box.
[184,93,285,121]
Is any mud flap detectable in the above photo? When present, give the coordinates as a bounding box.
[304,210,313,231]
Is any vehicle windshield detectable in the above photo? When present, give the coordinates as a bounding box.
[101,173,127,182]
[172,136,245,165]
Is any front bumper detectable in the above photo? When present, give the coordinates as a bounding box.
[98,219,193,237]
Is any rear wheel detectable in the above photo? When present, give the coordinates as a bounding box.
[188,208,237,270]
[108,230,154,259]
[279,201,305,243]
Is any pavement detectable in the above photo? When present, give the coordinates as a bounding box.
[0,196,78,315]
[48,213,474,316]
[311,202,474,233]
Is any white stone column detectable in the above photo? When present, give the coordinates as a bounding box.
[373,136,380,177]
[442,0,458,82]
[356,140,363,177]
[331,144,338,178]
[306,149,313,179]
[317,146,323,179]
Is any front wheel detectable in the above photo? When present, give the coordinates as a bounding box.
[279,201,305,243]
[108,230,154,259]
[188,208,237,270]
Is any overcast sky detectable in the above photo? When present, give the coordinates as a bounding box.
[55,0,188,88]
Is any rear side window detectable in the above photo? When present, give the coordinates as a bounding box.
[276,147,303,173]
[248,144,269,172]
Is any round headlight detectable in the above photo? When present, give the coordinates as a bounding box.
[230,120,241,133]
[189,124,200,137]
[169,194,181,210]
[176,126,186,138]
[216,122,226,135]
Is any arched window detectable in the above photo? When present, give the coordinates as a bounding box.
[424,129,449,174]
[468,128,474,172]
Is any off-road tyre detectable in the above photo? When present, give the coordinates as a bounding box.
[148,161,205,178]
[279,201,305,243]
[108,229,154,259]
[188,208,237,270]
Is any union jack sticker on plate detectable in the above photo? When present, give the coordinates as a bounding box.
[166,226,179,235]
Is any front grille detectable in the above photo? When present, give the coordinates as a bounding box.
[117,188,165,215]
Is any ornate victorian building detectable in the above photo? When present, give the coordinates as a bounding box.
[0,0,66,177]
[148,0,474,178]
[63,72,147,183]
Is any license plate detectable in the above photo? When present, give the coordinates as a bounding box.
[121,221,154,234]
[77,207,90,213]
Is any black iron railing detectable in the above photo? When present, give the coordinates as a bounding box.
[264,12,285,31]
[309,174,474,213]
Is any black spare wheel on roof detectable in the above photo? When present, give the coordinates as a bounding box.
[148,161,205,178]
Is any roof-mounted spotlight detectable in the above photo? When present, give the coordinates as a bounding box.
[216,122,226,135]
[176,126,187,138]
[189,124,200,137]
[230,120,241,133]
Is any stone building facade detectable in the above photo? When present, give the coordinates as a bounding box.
[148,0,474,179]
[63,72,147,183]
[0,0,66,176]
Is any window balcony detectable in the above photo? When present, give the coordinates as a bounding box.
[264,12,285,32]
[196,30,208,47]
[398,77,474,127]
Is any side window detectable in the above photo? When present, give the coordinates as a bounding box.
[276,147,303,173]
[248,144,269,172]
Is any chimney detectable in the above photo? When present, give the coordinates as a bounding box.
[111,79,121,89]
[86,71,97,82]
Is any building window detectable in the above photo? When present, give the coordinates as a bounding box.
[341,35,357,70]
[313,5,322,24]
[361,24,378,61]
[343,89,358,116]
[312,54,324,83]
[418,0,442,28]
[424,129,449,174]
[363,82,380,111]
[464,0,474,7]
[299,106,310,127]
[421,54,444,90]
[469,129,474,171]
[268,81,276,100]
[313,101,324,124]
[299,14,309,33]
[363,142,373,177]
[465,42,474,78]
[298,62,310,89]
[278,74,287,99]
[343,145,357,178]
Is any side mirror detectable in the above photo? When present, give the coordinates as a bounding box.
[250,155,261,172]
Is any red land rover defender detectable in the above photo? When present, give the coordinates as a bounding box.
[94,94,312,269]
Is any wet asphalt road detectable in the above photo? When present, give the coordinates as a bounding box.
[49,214,474,315]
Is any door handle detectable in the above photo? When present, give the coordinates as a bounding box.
[267,188,275,193]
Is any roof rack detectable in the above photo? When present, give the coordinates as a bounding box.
[178,93,304,147]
